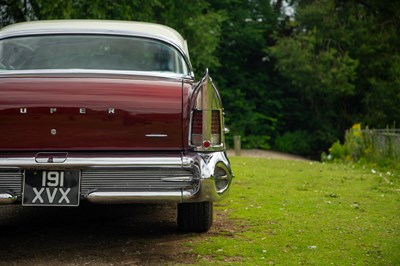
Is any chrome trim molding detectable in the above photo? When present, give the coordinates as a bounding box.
[0,193,17,204]
[87,191,184,204]
[160,176,193,182]
[0,69,193,80]
[0,156,183,168]
[145,134,168,138]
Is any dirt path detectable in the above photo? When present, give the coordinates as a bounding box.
[0,204,193,265]
[0,202,242,265]
[227,149,309,161]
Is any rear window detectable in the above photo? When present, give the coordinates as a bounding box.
[0,35,190,75]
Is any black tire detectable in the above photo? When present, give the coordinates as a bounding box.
[177,201,213,233]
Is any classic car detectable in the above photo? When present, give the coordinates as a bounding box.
[0,20,233,232]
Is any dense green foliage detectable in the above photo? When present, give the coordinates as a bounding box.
[270,0,400,156]
[1,0,399,156]
[188,157,400,264]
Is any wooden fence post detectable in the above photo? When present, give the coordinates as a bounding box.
[234,135,241,156]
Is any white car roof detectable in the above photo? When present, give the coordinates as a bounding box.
[0,20,190,57]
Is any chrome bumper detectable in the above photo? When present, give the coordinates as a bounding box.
[0,151,233,204]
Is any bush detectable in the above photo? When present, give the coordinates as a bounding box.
[274,131,313,155]
[344,123,364,161]
[242,135,271,150]
[325,124,399,171]
[325,140,350,161]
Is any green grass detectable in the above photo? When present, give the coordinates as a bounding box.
[186,157,400,265]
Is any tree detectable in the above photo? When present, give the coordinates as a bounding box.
[270,0,400,154]
[0,0,34,25]
[208,0,283,149]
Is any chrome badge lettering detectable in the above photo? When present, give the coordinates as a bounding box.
[18,107,116,114]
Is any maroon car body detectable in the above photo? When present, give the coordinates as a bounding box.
[0,77,186,150]
[0,20,233,232]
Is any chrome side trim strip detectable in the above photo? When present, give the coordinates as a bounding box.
[0,193,17,204]
[0,156,183,168]
[160,176,193,182]
[145,134,168,138]
[86,191,183,204]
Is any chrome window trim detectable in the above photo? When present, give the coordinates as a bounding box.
[0,31,194,78]
[0,69,193,80]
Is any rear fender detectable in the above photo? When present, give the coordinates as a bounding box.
[189,69,226,151]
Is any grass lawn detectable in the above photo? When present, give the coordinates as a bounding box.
[185,157,400,265]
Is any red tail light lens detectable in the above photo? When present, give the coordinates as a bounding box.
[211,110,220,134]
[192,110,202,134]
[191,110,221,147]
[191,110,202,146]
[211,110,221,145]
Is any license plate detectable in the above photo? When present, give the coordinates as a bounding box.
[23,170,80,206]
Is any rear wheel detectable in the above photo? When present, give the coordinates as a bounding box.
[177,201,213,233]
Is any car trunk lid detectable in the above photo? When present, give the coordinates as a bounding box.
[0,76,183,151]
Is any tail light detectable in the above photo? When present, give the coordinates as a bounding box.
[211,111,220,135]
[191,110,221,147]
[190,69,225,151]
[191,110,203,146]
